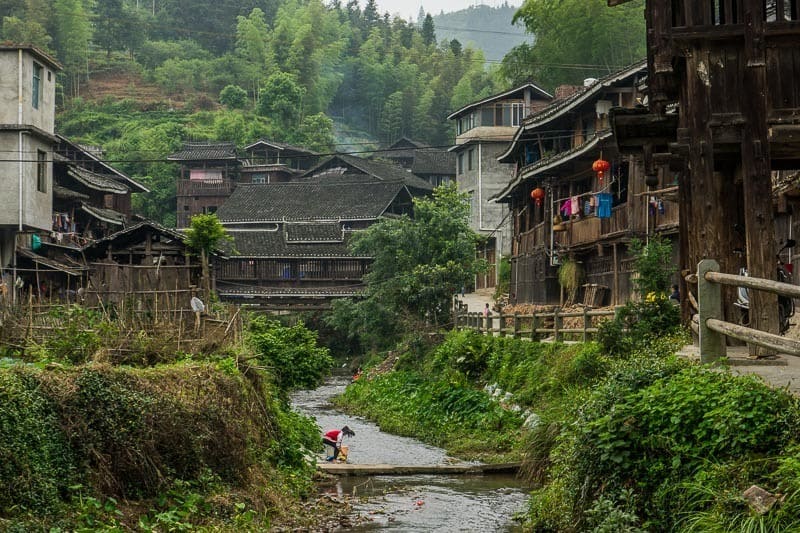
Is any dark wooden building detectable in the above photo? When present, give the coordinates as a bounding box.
[376,137,456,188]
[240,139,319,184]
[608,0,800,339]
[495,62,667,306]
[214,179,416,309]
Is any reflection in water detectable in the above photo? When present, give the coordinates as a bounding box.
[292,375,530,532]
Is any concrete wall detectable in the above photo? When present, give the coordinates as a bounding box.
[0,131,52,230]
[0,49,57,132]
[455,140,515,257]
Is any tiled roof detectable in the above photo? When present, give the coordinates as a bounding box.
[304,154,434,192]
[410,150,456,176]
[80,204,126,226]
[224,229,361,258]
[216,181,409,223]
[53,185,90,202]
[285,222,343,242]
[167,141,238,161]
[56,135,148,193]
[67,166,130,194]
[497,60,647,163]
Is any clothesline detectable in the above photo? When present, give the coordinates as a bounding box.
[550,178,618,205]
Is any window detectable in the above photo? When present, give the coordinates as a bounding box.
[468,149,475,171]
[458,153,464,174]
[32,62,42,109]
[252,174,266,184]
[512,103,524,126]
[204,206,217,214]
[36,150,46,192]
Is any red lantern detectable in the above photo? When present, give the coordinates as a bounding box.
[592,158,611,184]
[530,187,545,207]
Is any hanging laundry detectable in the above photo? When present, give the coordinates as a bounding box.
[589,195,597,208]
[584,200,592,216]
[570,196,579,216]
[597,193,612,218]
[658,199,665,215]
[561,199,572,217]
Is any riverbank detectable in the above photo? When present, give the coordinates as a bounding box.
[335,325,800,531]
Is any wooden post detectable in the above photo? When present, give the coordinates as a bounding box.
[741,0,778,356]
[498,312,505,337]
[583,306,590,342]
[698,259,727,364]
[553,306,561,342]
[532,312,540,341]
[513,312,520,339]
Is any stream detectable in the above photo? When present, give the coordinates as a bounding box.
[291,375,530,531]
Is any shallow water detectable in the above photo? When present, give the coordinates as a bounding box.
[291,375,529,532]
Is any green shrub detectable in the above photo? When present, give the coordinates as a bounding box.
[220,84,248,109]
[246,316,333,390]
[597,298,681,356]
[0,368,76,513]
[30,305,116,364]
[563,366,800,528]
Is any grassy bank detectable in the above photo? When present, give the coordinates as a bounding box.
[335,326,800,531]
[0,312,337,531]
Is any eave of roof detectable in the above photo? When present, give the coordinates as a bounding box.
[447,82,554,120]
[67,167,129,194]
[56,134,149,193]
[0,45,62,70]
[167,141,238,161]
[242,139,318,155]
[493,130,613,202]
[81,204,126,226]
[17,247,84,276]
[496,60,647,163]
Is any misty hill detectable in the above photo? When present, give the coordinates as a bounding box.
[431,3,532,63]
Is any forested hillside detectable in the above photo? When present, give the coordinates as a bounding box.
[432,3,530,63]
[0,0,645,226]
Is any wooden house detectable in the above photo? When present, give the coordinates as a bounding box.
[608,0,800,337]
[494,61,670,306]
[301,153,434,196]
[240,139,319,184]
[448,83,553,291]
[214,179,416,309]
[80,221,203,309]
[170,141,240,229]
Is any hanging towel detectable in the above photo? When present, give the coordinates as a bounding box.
[589,195,597,207]
[584,200,592,216]
[570,196,579,215]
[597,193,612,218]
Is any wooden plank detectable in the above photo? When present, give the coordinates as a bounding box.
[706,318,800,355]
[317,462,522,476]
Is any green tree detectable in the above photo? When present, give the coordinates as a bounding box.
[509,0,646,89]
[257,71,306,127]
[219,85,248,109]
[93,0,126,55]
[53,0,92,98]
[421,13,435,46]
[326,185,486,351]
[184,213,232,299]
[1,16,52,50]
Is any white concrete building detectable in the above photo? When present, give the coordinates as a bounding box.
[0,45,61,277]
[448,83,552,290]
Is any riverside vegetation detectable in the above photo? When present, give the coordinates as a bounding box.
[331,236,800,531]
[0,313,337,531]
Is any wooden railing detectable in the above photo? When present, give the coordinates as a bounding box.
[177,179,235,196]
[695,259,800,362]
[454,307,617,342]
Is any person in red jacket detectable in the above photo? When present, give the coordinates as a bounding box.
[322,425,355,461]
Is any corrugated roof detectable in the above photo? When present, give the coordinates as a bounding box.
[167,141,238,161]
[216,181,410,223]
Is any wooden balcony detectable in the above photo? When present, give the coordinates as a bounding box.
[177,179,235,197]
[517,206,631,255]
